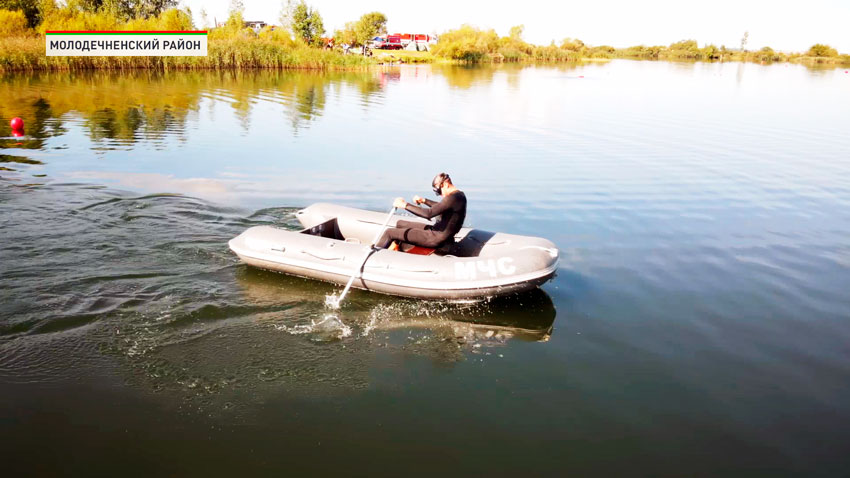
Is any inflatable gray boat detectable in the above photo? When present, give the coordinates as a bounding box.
[228,203,559,300]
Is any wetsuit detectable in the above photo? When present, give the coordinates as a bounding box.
[377,191,467,249]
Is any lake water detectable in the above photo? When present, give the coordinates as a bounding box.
[1,61,849,476]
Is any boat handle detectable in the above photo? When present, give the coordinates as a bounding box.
[300,250,345,261]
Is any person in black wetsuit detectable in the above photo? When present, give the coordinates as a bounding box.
[376,173,467,250]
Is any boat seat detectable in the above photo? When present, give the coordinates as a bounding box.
[399,243,436,255]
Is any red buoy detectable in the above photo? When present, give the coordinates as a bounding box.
[10,117,24,131]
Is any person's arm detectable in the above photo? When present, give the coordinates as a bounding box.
[413,195,437,207]
[404,196,450,219]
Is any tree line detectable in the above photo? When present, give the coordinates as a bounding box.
[430,24,849,65]
[1,0,847,69]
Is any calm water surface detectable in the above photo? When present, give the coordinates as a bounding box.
[1,61,849,476]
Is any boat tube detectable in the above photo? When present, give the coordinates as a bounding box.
[228,203,559,300]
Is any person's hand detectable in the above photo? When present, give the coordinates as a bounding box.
[393,197,407,209]
[413,195,425,204]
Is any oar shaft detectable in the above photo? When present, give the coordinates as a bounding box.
[370,205,398,246]
[336,206,396,305]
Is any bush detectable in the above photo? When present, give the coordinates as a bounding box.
[756,46,781,62]
[532,43,577,61]
[701,44,720,60]
[666,39,701,59]
[807,44,838,57]
[430,25,498,62]
[0,8,30,36]
[559,38,585,53]
[259,25,295,46]
[432,25,587,63]
[618,45,662,59]
[586,45,615,58]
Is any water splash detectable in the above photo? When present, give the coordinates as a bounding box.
[324,294,342,310]
[275,314,352,342]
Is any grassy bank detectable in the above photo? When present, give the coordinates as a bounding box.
[372,50,436,64]
[0,35,374,71]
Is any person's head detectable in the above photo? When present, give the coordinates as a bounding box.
[432,172,453,196]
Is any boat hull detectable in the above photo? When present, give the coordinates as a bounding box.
[232,252,556,300]
[228,203,559,300]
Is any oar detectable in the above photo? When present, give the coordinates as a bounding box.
[330,206,397,308]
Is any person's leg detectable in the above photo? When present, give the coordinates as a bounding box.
[404,229,445,248]
[378,227,444,250]
[396,220,428,230]
[376,227,409,249]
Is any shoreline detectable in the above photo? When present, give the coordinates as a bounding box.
[2,36,848,73]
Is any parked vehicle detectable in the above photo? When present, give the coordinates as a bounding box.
[371,35,403,50]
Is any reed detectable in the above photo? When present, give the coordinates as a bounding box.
[0,35,375,71]
[0,7,374,72]
[430,25,581,63]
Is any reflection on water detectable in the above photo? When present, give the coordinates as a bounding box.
[238,268,555,342]
[0,64,598,153]
[0,69,388,147]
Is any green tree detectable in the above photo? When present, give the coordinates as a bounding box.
[131,0,177,18]
[58,0,177,19]
[282,0,324,45]
[508,24,523,41]
[333,21,357,46]
[353,11,386,46]
[807,43,838,57]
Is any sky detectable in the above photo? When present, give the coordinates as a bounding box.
[180,0,850,53]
